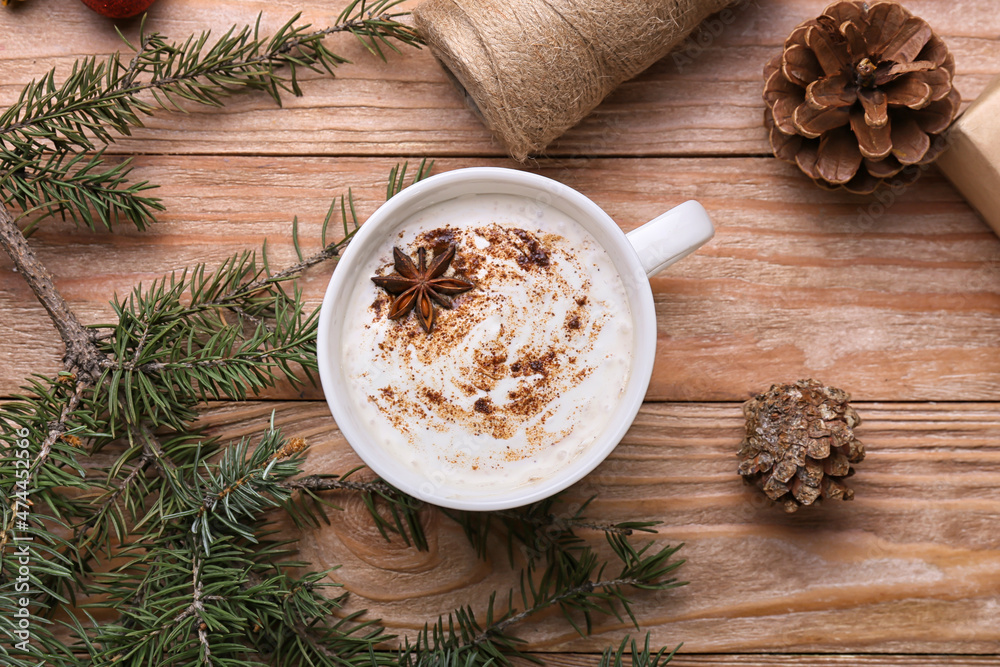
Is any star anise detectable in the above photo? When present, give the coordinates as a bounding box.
[371,243,473,333]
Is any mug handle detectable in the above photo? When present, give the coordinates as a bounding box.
[625,201,715,278]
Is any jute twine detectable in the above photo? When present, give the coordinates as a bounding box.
[413,0,734,160]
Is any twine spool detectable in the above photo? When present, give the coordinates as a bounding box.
[413,0,734,160]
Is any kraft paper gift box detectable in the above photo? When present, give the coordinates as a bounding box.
[938,74,1000,237]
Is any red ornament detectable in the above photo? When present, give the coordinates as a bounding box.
[78,0,158,19]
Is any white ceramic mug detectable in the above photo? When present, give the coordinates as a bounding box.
[317,167,713,511]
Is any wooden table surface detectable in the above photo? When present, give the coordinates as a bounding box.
[2,0,999,664]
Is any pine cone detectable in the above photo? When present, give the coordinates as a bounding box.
[738,379,865,513]
[763,1,960,194]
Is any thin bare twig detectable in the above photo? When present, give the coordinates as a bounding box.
[490,508,640,537]
[282,475,395,495]
[221,236,355,303]
[113,33,156,94]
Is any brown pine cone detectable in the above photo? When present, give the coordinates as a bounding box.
[738,379,865,513]
[763,1,961,194]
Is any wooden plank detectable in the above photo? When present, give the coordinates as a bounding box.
[538,655,1000,667]
[2,156,999,402]
[189,400,1000,654]
[0,0,998,158]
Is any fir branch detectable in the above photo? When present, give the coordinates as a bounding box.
[0,375,94,607]
[74,425,209,555]
[184,556,218,665]
[227,192,362,300]
[0,380,90,664]
[1,146,163,237]
[2,2,419,142]
[93,261,322,431]
[76,451,151,535]
[83,429,398,667]
[89,533,286,665]
[72,425,201,559]
[0,377,89,553]
[168,426,307,555]
[403,534,684,667]
[0,2,422,232]
[447,495,659,567]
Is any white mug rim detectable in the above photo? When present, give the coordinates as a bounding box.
[316,167,656,511]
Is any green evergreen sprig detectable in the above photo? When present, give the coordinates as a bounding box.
[403,535,683,667]
[0,0,420,234]
[448,495,660,566]
[84,425,394,667]
[176,427,309,554]
[0,182,364,558]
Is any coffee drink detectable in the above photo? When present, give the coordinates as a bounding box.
[340,193,633,497]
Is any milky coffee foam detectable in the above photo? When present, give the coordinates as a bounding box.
[341,193,633,496]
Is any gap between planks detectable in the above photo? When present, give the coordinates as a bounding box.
[522,654,1000,666]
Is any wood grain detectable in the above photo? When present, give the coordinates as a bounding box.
[3,1,1000,662]
[538,656,1000,666]
[190,400,1000,654]
[2,157,999,402]
[0,0,998,158]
